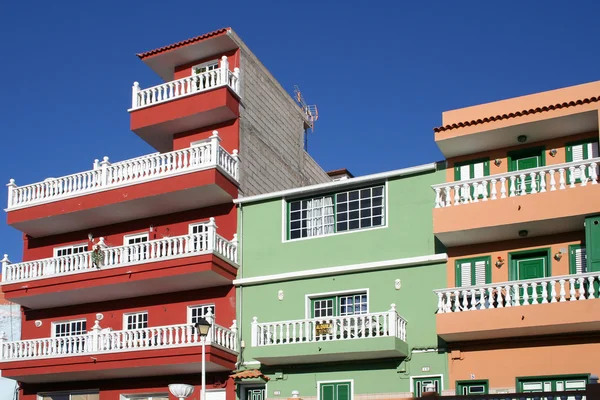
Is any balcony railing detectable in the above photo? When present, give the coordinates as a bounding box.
[1,218,238,284]
[435,271,600,313]
[0,317,237,362]
[130,56,241,110]
[251,304,406,347]
[433,157,600,208]
[6,131,239,210]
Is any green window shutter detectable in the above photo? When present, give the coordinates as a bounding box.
[321,384,335,400]
[569,245,587,274]
[336,383,350,400]
[456,257,491,286]
[320,382,351,400]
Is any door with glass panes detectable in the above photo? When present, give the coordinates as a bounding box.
[566,138,599,182]
[508,147,544,194]
[125,233,149,262]
[244,386,265,400]
[455,257,491,310]
[412,376,442,397]
[311,293,368,339]
[454,158,490,201]
[517,375,588,393]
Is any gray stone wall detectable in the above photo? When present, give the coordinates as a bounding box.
[235,37,330,196]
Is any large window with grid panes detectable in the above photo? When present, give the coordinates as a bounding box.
[287,185,385,240]
[54,243,88,257]
[187,304,215,325]
[124,311,148,330]
[52,319,87,337]
[310,292,368,318]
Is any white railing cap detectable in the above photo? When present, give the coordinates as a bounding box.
[255,310,403,326]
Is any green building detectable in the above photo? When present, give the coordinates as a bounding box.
[232,162,448,400]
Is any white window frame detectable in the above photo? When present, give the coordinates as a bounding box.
[282,182,389,243]
[316,379,354,400]
[409,374,444,397]
[119,394,169,400]
[192,60,219,75]
[123,232,149,246]
[51,319,87,338]
[187,304,215,325]
[189,221,210,235]
[305,289,369,319]
[53,243,88,258]
[39,391,99,400]
[123,311,148,330]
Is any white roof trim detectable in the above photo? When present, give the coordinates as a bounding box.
[233,253,447,286]
[233,162,437,204]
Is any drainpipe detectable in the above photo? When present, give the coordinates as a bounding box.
[235,203,244,370]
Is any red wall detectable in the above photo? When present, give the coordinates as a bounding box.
[173,119,240,154]
[21,285,236,340]
[173,49,240,80]
[21,374,235,400]
[22,203,236,262]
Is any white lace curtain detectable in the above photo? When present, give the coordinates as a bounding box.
[305,196,334,237]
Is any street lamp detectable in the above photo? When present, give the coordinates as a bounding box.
[195,317,212,400]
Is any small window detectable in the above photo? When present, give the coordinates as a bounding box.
[455,256,491,287]
[311,292,368,318]
[54,243,88,258]
[287,185,385,240]
[569,244,587,274]
[188,304,215,325]
[189,223,209,252]
[39,392,99,400]
[319,381,352,400]
[53,319,87,337]
[124,312,148,330]
[192,60,219,75]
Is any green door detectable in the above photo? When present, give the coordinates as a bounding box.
[517,257,546,304]
[413,376,442,397]
[585,215,600,272]
[320,382,351,400]
[245,387,265,400]
[456,380,489,395]
[518,375,588,393]
[509,149,543,194]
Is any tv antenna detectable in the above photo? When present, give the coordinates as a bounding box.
[293,85,318,151]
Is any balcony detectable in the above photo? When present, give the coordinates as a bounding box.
[434,271,600,342]
[0,319,237,383]
[1,219,238,308]
[6,131,239,237]
[130,56,241,152]
[249,305,408,365]
[433,157,600,246]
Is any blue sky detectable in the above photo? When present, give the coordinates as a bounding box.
[0,0,599,261]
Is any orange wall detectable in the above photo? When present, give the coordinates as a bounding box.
[445,131,599,182]
[446,231,584,287]
[20,286,235,340]
[173,49,240,80]
[22,203,236,262]
[448,336,600,390]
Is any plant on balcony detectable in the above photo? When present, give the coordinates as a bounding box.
[91,245,104,269]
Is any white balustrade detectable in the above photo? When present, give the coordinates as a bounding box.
[251,305,407,347]
[435,271,600,313]
[6,131,239,209]
[131,56,241,110]
[1,218,238,284]
[0,319,237,361]
[433,157,600,208]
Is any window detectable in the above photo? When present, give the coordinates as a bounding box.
[54,243,88,257]
[188,305,215,325]
[455,256,491,287]
[454,158,490,200]
[121,395,168,400]
[411,376,442,397]
[39,392,99,400]
[288,185,385,240]
[319,381,352,400]
[189,223,209,252]
[517,375,589,393]
[243,386,265,400]
[569,244,587,274]
[124,233,149,262]
[53,320,87,337]
[124,312,148,330]
[311,292,368,318]
[566,138,599,182]
[192,60,219,75]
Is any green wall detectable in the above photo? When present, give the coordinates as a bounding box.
[239,169,445,278]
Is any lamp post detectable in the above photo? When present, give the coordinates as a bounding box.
[195,316,212,400]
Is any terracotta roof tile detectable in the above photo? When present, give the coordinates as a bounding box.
[136,28,230,60]
[433,96,600,133]
[326,168,354,178]
[230,369,270,381]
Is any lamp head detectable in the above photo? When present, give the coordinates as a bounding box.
[194,317,211,337]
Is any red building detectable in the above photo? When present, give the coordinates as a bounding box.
[1,28,329,400]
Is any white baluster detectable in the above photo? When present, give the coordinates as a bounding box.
[559,279,567,302]
[559,168,566,190]
[550,280,557,303]
[569,166,576,188]
[549,169,556,191]
[539,170,546,192]
[519,174,527,195]
[529,172,537,194]
[490,179,497,200]
[569,278,576,301]
[509,176,517,197]
[541,281,549,304]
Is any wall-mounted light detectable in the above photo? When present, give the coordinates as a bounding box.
[549,149,558,157]
[518,230,529,238]
[277,290,284,301]
[394,279,402,290]
[554,248,567,261]
[96,313,104,321]
[494,159,502,167]
[495,256,505,268]
[34,320,42,327]
[149,225,154,233]
[517,135,528,143]
[88,233,94,242]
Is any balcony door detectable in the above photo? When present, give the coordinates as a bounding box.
[510,249,550,304]
[454,158,490,201]
[412,376,442,397]
[508,147,545,194]
[124,233,149,262]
